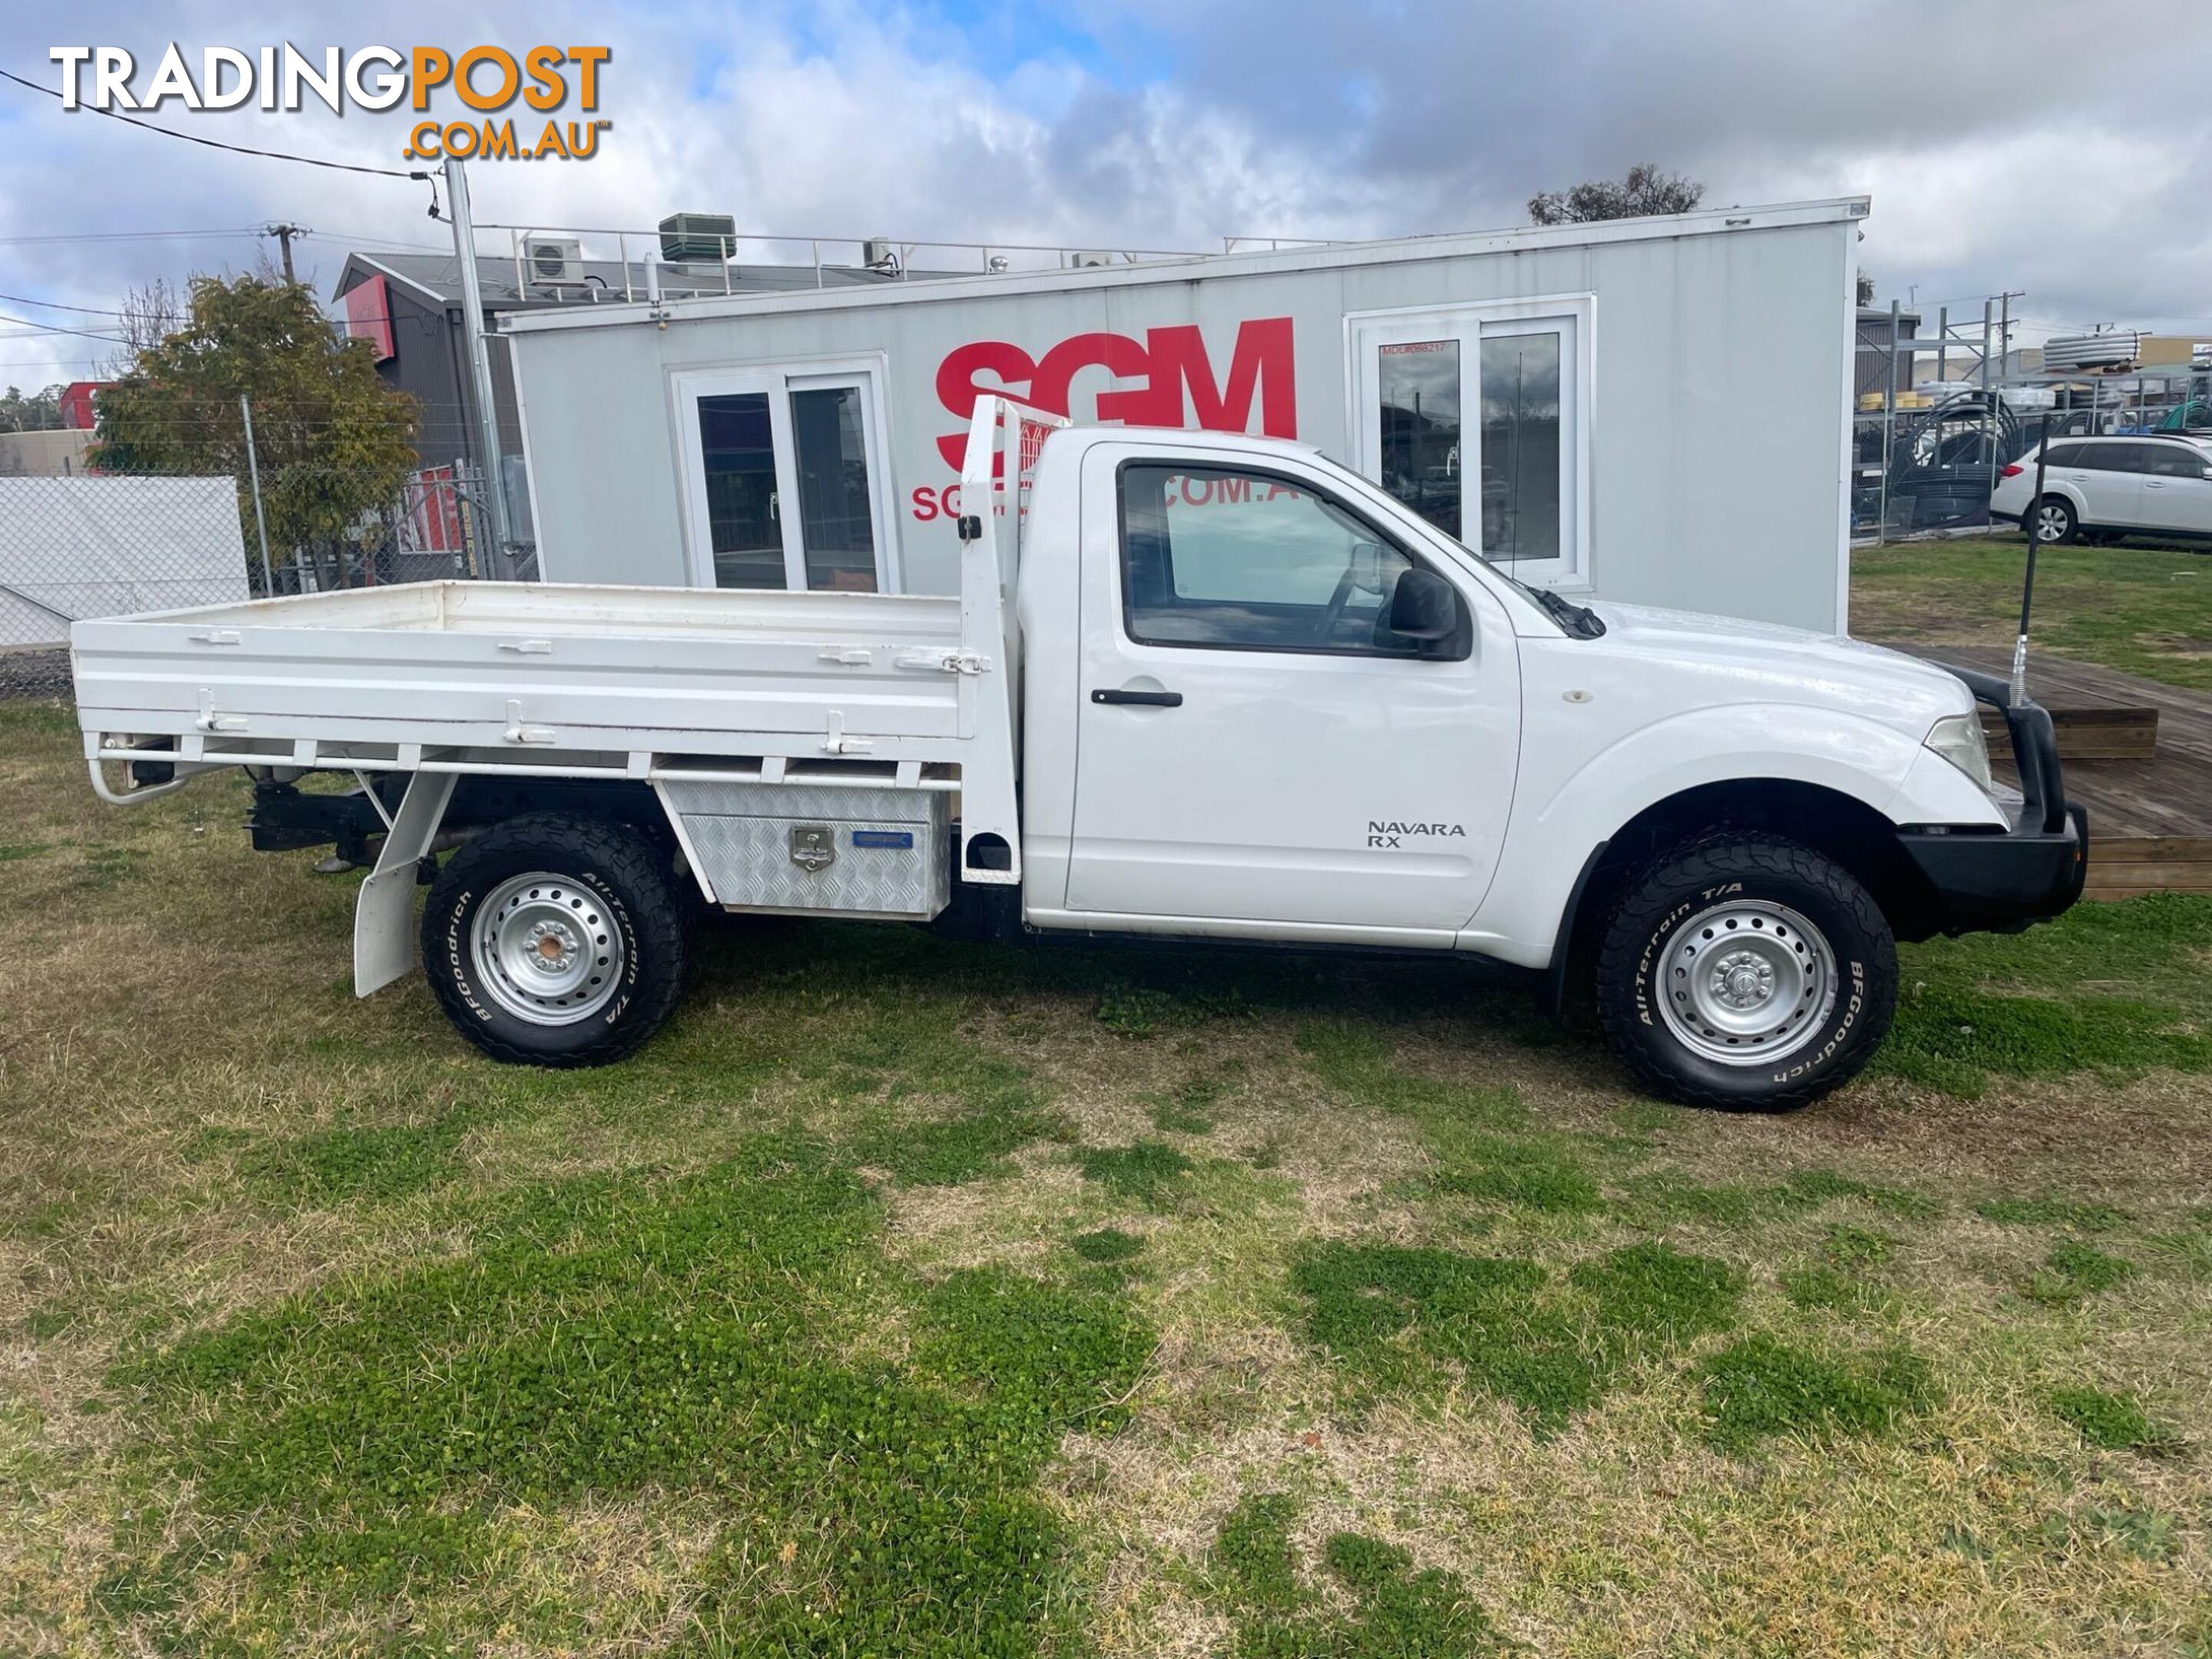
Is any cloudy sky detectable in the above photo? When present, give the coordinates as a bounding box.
[2,0,2208,390]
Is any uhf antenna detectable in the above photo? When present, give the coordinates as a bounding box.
[2011,410,2051,707]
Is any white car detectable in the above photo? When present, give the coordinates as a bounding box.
[1991,432,2212,545]
[70,399,2086,1111]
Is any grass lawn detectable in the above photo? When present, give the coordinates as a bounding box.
[1852,535,2212,692]
[4,697,2212,1656]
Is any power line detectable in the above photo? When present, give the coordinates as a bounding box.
[0,289,416,335]
[0,310,125,343]
[0,229,270,247]
[0,290,129,317]
[0,67,426,180]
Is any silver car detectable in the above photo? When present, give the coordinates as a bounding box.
[1990,433,2212,545]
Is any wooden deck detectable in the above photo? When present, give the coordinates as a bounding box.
[1889,644,2212,897]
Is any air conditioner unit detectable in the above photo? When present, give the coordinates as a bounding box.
[659,213,737,264]
[525,237,584,287]
[1070,252,1114,269]
[862,237,900,274]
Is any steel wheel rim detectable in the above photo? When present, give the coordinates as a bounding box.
[2035,503,2068,542]
[1655,899,1836,1068]
[472,871,623,1026]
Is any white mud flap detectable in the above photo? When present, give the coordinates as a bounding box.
[353,772,458,995]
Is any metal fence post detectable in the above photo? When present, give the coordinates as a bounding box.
[1878,302,1898,542]
[238,395,276,595]
[442,155,515,572]
[1991,303,2008,522]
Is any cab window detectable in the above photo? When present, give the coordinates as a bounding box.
[1118,463,1445,656]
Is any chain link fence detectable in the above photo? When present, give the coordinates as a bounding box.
[0,441,531,704]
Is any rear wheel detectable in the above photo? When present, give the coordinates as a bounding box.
[422,814,690,1067]
[1594,834,1896,1111]
[2032,495,2078,545]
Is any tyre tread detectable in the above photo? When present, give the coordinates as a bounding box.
[1593,831,1895,1111]
[421,813,690,1068]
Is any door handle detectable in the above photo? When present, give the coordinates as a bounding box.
[1091,687,1182,707]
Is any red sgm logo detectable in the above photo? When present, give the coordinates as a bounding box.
[913,316,1296,521]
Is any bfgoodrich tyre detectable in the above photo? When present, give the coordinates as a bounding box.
[1594,834,1896,1111]
[421,813,690,1068]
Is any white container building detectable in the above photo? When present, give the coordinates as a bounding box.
[500,197,1868,633]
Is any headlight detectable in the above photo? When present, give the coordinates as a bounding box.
[1925,712,1996,797]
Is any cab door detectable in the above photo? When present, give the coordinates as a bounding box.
[1062,442,1521,939]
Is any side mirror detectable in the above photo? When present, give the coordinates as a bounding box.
[1387,567,1459,641]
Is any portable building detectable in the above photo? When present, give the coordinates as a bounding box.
[501,197,1868,632]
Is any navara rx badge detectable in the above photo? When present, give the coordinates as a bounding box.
[789,825,836,873]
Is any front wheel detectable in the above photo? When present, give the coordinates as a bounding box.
[1594,835,1896,1111]
[421,813,690,1067]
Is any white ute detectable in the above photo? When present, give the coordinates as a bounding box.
[71,399,2087,1108]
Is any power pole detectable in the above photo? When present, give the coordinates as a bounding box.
[263,223,308,283]
[1981,300,1997,504]
[1995,290,2026,376]
[441,157,515,570]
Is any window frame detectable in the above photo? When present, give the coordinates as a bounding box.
[1346,293,1595,591]
[1113,457,1472,662]
[670,356,900,594]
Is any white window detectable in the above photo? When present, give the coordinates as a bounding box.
[673,360,898,593]
[1349,297,1593,587]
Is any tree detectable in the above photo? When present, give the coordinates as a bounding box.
[111,276,186,363]
[0,384,65,433]
[1856,270,1876,308]
[1528,164,1704,225]
[91,275,419,579]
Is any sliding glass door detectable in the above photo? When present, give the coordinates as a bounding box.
[1351,300,1590,587]
[676,362,896,593]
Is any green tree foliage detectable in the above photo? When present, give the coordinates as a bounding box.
[0,383,65,433]
[91,276,419,561]
[1528,164,1704,225]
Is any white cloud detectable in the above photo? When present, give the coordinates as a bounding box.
[0,0,2204,390]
